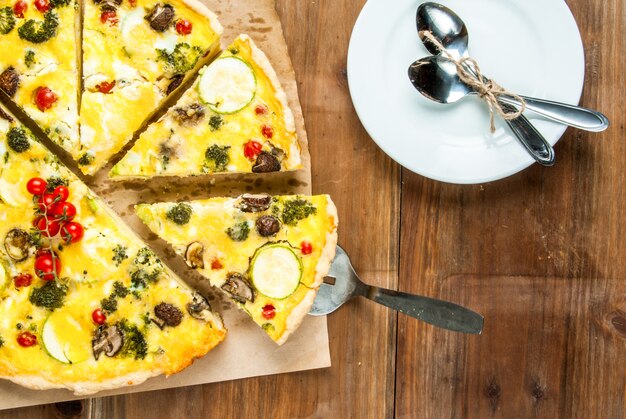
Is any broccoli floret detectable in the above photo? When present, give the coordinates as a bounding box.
[130,268,161,290]
[112,245,128,266]
[7,127,31,153]
[134,247,158,265]
[24,50,35,68]
[100,296,118,314]
[226,221,250,242]
[29,282,68,310]
[166,203,192,225]
[0,7,16,35]
[113,281,129,298]
[204,144,230,172]
[50,0,71,7]
[117,320,148,360]
[18,11,59,44]
[208,115,223,131]
[45,176,68,192]
[157,43,203,75]
[77,152,94,166]
[281,198,317,226]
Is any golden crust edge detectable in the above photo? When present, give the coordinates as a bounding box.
[179,0,224,37]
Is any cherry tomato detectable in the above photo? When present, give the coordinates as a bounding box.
[34,0,49,12]
[261,125,274,139]
[17,332,37,347]
[100,10,118,25]
[34,252,61,281]
[14,273,32,288]
[92,308,106,325]
[255,104,268,115]
[50,185,69,202]
[175,19,192,35]
[34,87,58,111]
[243,140,263,160]
[95,80,115,94]
[50,201,76,221]
[37,193,56,213]
[13,0,27,17]
[60,221,84,244]
[129,0,136,6]
[26,177,47,195]
[210,258,223,270]
[36,216,61,237]
[262,304,276,320]
[300,240,313,255]
[36,247,52,258]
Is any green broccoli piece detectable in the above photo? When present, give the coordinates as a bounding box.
[117,320,148,360]
[204,144,230,172]
[130,268,161,290]
[0,7,16,35]
[166,203,192,225]
[18,11,59,44]
[100,296,118,314]
[77,152,94,166]
[113,281,129,298]
[29,282,68,310]
[157,43,203,75]
[226,221,250,242]
[24,50,35,68]
[134,247,158,265]
[7,127,30,153]
[50,0,72,7]
[45,176,68,192]
[112,245,128,266]
[281,198,317,226]
[208,115,224,131]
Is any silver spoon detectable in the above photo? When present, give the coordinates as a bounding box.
[416,2,609,132]
[408,56,554,165]
[310,245,484,335]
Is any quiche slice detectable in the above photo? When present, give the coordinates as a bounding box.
[0,106,226,395]
[110,34,302,179]
[0,0,80,156]
[136,194,337,345]
[78,0,222,175]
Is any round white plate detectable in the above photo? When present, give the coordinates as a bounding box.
[347,0,584,184]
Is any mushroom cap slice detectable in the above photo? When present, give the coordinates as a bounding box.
[4,228,31,262]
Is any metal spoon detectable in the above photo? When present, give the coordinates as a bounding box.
[416,2,609,132]
[310,245,484,335]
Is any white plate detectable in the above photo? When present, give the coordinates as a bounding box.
[347,0,584,184]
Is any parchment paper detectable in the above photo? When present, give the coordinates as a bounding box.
[0,0,330,410]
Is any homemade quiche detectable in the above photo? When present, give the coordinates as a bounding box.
[0,106,226,395]
[0,0,80,157]
[78,0,222,174]
[136,194,337,344]
[110,34,302,178]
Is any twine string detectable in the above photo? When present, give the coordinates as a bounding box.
[423,31,526,132]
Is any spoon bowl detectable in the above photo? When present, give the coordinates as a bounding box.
[408,55,472,104]
[417,2,469,59]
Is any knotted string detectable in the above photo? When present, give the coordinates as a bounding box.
[423,31,526,132]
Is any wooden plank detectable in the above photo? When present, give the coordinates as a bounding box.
[395,0,625,416]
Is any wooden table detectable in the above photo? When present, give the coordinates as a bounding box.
[4,0,625,417]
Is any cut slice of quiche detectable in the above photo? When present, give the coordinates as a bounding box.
[0,105,226,395]
[136,194,337,345]
[78,0,222,175]
[0,0,80,157]
[110,34,302,179]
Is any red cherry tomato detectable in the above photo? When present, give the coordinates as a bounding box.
[51,185,69,202]
[26,177,47,195]
[255,104,268,115]
[95,81,115,94]
[100,10,118,25]
[36,216,61,237]
[34,253,61,281]
[60,221,84,244]
[243,140,263,160]
[37,193,56,213]
[92,308,106,325]
[50,201,76,221]
[128,0,136,6]
[262,304,276,320]
[14,273,33,288]
[210,258,223,270]
[261,125,274,139]
[36,247,52,258]
[17,332,37,347]
[34,0,49,12]
[175,19,192,35]
[34,87,58,111]
[13,0,27,17]
[300,240,313,255]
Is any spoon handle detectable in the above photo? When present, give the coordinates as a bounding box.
[498,95,610,132]
[500,102,555,166]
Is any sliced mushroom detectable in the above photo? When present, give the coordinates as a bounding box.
[186,292,213,322]
[154,302,183,327]
[146,3,175,32]
[221,273,255,304]
[256,215,281,237]
[166,74,184,95]
[252,151,281,173]
[4,228,31,262]
[172,103,206,126]
[237,193,272,213]
[185,242,204,269]
[269,144,286,160]
[99,1,120,11]
[92,325,124,361]
[0,67,20,98]
[0,106,13,123]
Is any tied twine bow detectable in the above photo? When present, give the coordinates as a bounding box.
[423,31,526,133]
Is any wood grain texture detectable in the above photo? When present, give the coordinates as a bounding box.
[395,0,626,417]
